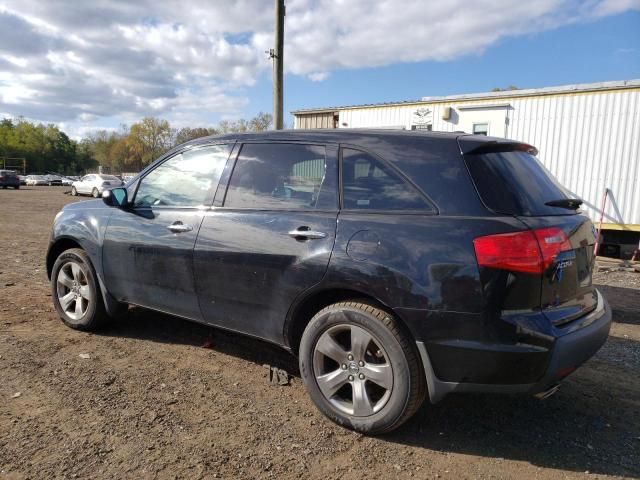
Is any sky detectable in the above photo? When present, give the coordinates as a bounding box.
[0,0,639,138]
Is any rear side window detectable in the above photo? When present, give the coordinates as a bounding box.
[341,148,432,211]
[224,143,336,210]
[465,150,574,216]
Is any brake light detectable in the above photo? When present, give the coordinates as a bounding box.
[473,227,571,274]
[533,227,572,271]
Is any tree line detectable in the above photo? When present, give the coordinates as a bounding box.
[0,112,273,175]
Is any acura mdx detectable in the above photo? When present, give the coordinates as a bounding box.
[47,130,611,434]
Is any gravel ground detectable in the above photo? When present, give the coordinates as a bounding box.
[1,187,639,479]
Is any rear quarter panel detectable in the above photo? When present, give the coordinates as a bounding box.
[322,212,556,383]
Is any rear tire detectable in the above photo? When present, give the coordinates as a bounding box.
[299,301,426,435]
[14,185,19,189]
[51,248,110,331]
[92,188,99,198]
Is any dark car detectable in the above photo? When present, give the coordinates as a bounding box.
[44,175,63,186]
[0,170,20,189]
[46,130,611,434]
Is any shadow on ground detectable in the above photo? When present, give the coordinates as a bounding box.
[101,306,300,375]
[596,284,640,326]
[98,305,639,478]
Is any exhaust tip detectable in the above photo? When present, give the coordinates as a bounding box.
[534,384,560,400]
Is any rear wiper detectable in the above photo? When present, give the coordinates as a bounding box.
[545,198,583,210]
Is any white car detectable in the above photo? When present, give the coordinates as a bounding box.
[25,175,49,186]
[71,174,124,197]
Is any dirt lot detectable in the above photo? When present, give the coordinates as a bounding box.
[1,186,639,479]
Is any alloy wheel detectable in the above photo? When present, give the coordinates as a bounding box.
[56,261,92,321]
[312,318,393,417]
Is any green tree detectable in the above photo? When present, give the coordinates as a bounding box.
[174,127,217,146]
[126,117,173,170]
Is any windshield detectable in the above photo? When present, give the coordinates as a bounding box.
[465,150,577,216]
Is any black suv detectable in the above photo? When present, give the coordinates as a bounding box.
[0,169,20,189]
[47,130,611,434]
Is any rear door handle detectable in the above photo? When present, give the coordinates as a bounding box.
[288,228,327,240]
[167,221,193,233]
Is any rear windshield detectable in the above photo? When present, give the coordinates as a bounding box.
[465,150,575,216]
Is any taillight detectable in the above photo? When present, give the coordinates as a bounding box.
[533,227,572,271]
[473,227,571,274]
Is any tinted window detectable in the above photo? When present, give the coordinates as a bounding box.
[224,143,333,210]
[134,144,231,207]
[341,148,432,211]
[465,150,574,216]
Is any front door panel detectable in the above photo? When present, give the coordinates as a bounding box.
[103,208,204,319]
[101,143,232,320]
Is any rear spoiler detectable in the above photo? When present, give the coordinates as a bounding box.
[457,136,538,156]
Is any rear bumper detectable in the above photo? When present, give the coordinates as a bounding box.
[528,290,611,394]
[417,290,612,403]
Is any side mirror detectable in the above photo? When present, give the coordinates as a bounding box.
[102,187,128,208]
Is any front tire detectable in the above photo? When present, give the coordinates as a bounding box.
[299,301,426,435]
[51,248,109,331]
[71,186,77,196]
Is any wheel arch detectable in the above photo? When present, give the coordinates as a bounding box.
[46,236,124,317]
[46,237,83,279]
[284,286,414,355]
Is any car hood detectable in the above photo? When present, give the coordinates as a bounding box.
[62,199,105,211]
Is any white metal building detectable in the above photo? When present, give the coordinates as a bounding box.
[292,80,640,242]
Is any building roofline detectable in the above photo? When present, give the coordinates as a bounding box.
[291,79,640,115]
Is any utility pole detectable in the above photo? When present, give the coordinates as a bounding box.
[272,0,285,130]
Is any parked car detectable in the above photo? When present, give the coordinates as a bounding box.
[25,174,49,186]
[71,174,124,197]
[0,169,20,189]
[18,175,27,185]
[47,130,611,434]
[43,174,63,186]
[59,176,74,186]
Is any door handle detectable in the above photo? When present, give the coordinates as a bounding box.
[167,221,193,233]
[288,228,327,240]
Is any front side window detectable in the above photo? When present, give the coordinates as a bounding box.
[224,143,333,210]
[341,148,432,211]
[134,144,231,207]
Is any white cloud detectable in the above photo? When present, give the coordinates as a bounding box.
[0,0,637,135]
[590,0,640,16]
[308,72,330,82]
